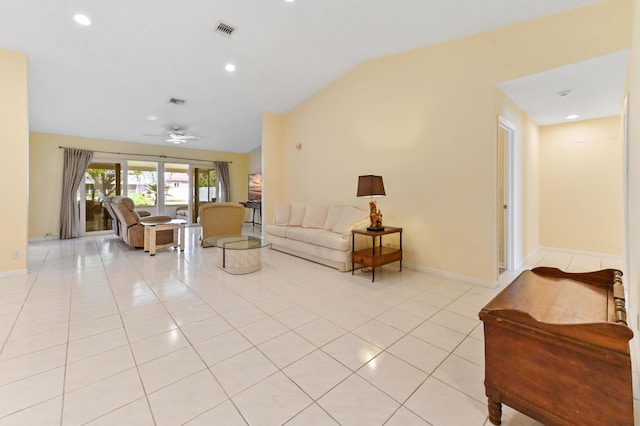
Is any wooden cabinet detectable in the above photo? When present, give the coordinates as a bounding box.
[479,267,633,426]
[351,227,402,282]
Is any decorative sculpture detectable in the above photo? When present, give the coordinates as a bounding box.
[369,200,383,230]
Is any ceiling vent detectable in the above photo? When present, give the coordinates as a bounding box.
[168,98,186,105]
[215,21,237,38]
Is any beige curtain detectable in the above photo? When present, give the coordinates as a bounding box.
[215,161,230,202]
[59,148,94,239]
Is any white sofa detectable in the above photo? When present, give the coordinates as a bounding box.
[265,203,369,271]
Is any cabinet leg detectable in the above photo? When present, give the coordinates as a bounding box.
[488,398,502,425]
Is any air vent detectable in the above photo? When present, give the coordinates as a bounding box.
[168,98,186,105]
[215,21,236,38]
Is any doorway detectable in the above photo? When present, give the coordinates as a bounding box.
[83,161,122,234]
[498,116,516,274]
[192,168,217,223]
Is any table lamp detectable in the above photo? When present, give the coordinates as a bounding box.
[357,174,385,231]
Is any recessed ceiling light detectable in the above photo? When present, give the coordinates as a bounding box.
[147,115,158,121]
[225,63,236,72]
[566,114,579,120]
[73,14,91,26]
[285,0,295,2]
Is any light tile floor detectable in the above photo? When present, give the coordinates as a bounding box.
[0,228,637,425]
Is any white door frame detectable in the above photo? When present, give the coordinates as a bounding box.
[498,116,516,272]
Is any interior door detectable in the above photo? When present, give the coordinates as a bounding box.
[498,116,516,274]
[497,128,506,272]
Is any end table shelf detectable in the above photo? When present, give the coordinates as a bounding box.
[351,226,402,282]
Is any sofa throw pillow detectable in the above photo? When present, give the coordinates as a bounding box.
[289,203,307,227]
[274,203,291,225]
[332,206,367,235]
[323,206,344,230]
[303,205,329,229]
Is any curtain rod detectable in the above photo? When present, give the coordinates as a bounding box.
[58,146,232,164]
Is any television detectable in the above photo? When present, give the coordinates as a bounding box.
[248,173,262,201]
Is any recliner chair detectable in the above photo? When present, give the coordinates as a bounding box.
[107,196,173,248]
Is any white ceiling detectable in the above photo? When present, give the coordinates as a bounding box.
[498,50,629,126]
[0,0,613,153]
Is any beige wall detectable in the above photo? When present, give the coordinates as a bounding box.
[29,133,249,239]
[262,112,286,227]
[0,49,28,274]
[626,0,640,329]
[539,116,623,254]
[522,117,541,258]
[265,0,630,283]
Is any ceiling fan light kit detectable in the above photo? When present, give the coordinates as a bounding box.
[145,126,197,145]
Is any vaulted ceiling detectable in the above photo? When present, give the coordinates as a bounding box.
[1,0,618,153]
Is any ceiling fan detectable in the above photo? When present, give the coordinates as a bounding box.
[146,127,198,144]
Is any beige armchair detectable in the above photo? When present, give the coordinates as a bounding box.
[107,196,173,248]
[198,202,245,247]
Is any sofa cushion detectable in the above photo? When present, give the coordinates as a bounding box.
[265,224,287,238]
[285,226,318,243]
[303,205,328,229]
[332,206,367,235]
[289,203,307,227]
[274,203,290,225]
[323,206,344,230]
[307,231,349,251]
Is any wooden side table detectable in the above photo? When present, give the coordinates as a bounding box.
[141,219,186,256]
[351,226,402,282]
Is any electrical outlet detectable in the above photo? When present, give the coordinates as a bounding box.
[11,250,20,259]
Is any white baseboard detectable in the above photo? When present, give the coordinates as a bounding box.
[412,264,498,288]
[29,235,58,242]
[0,269,27,278]
[538,245,623,260]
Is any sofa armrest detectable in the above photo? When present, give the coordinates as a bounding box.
[139,215,173,223]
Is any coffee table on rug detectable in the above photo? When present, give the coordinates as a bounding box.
[204,235,271,274]
[141,219,187,256]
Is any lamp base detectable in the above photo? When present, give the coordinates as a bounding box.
[367,226,385,232]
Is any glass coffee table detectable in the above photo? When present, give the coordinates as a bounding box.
[204,235,271,274]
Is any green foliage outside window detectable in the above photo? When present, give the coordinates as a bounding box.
[129,193,154,206]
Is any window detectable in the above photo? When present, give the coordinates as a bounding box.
[127,161,158,206]
[164,163,189,206]
[81,157,217,233]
